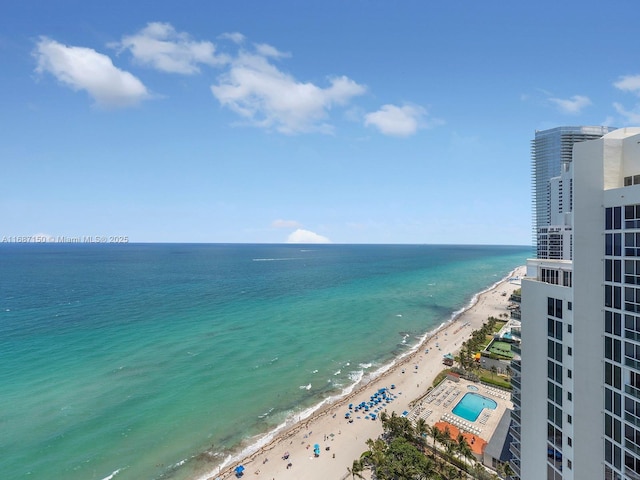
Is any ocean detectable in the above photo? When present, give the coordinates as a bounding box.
[0,243,529,480]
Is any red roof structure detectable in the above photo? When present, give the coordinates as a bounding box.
[433,421,487,456]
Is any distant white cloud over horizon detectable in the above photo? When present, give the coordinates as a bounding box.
[112,22,228,74]
[364,104,436,137]
[33,37,150,108]
[549,94,592,114]
[271,219,302,228]
[286,229,331,244]
[211,46,367,134]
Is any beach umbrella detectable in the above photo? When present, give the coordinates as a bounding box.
[234,465,245,477]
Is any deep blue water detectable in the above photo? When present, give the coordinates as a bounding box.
[0,243,528,480]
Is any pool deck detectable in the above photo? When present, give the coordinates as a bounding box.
[407,377,511,446]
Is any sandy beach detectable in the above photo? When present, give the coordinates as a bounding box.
[209,266,524,480]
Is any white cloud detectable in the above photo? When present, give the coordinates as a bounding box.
[219,32,246,44]
[364,104,437,137]
[254,43,290,59]
[286,229,331,244]
[549,95,592,114]
[612,76,640,125]
[113,22,228,74]
[614,74,640,94]
[34,37,149,108]
[614,102,640,124]
[211,47,366,134]
[271,219,302,228]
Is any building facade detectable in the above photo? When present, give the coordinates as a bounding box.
[532,126,615,259]
[510,127,640,480]
[573,128,640,479]
[513,259,573,479]
[537,161,574,260]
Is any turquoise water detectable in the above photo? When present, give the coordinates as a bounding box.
[452,393,498,422]
[0,243,528,480]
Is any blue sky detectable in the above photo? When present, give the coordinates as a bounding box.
[2,0,640,245]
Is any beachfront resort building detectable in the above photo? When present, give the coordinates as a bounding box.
[510,127,640,480]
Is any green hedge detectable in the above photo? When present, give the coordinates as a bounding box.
[479,375,512,390]
[433,369,451,387]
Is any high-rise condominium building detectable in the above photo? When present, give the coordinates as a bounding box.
[533,126,616,259]
[510,126,640,480]
[511,126,615,478]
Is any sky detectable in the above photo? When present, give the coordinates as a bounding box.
[2,0,640,245]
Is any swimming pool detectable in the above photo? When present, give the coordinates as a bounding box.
[452,392,497,422]
[467,385,479,392]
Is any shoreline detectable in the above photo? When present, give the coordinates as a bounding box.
[202,266,524,480]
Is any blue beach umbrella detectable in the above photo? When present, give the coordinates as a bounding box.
[234,465,245,477]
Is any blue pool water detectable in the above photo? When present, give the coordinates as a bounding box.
[467,385,479,391]
[452,393,497,422]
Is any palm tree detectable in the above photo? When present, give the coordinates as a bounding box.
[382,411,414,440]
[458,346,472,371]
[456,434,474,466]
[415,418,428,448]
[443,425,452,443]
[426,424,443,457]
[379,409,389,424]
[347,459,364,479]
[471,462,498,480]
[505,365,512,381]
[443,464,459,480]
[367,438,387,470]
[495,461,514,479]
[503,461,515,479]
[444,435,457,458]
